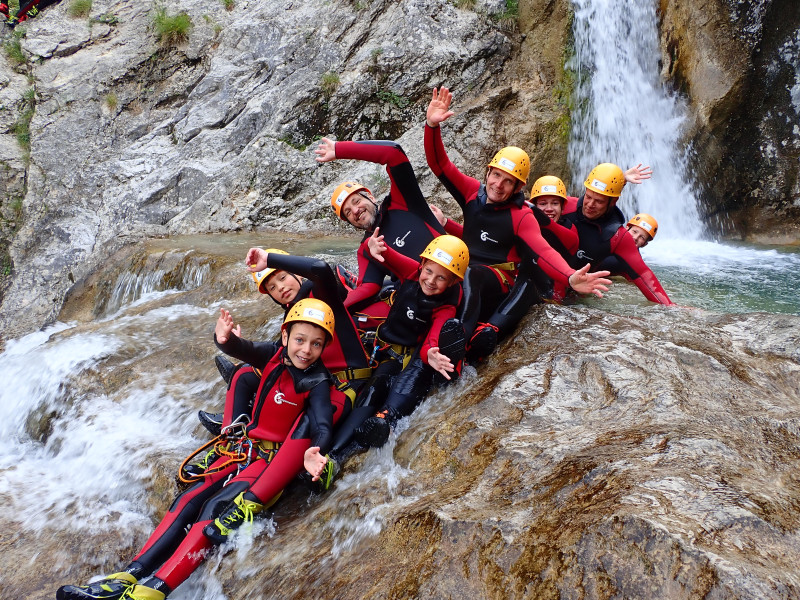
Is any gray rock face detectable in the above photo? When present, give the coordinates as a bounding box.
[1,0,547,342]
[659,0,800,241]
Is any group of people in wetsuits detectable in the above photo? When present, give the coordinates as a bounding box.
[56,87,672,600]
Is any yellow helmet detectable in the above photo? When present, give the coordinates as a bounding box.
[282,298,335,340]
[487,146,530,184]
[584,163,626,198]
[251,249,290,293]
[531,175,567,202]
[419,235,469,280]
[330,181,371,220]
[627,213,658,240]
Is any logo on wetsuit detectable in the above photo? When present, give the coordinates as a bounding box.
[406,308,415,320]
[480,230,498,244]
[273,392,297,406]
[395,231,411,248]
[576,250,595,262]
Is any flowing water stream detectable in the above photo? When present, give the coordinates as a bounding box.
[2,0,800,598]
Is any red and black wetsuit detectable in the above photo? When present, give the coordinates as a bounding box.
[334,140,446,321]
[332,246,462,454]
[563,197,673,305]
[424,124,577,336]
[119,340,345,596]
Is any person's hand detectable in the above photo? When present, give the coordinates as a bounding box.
[304,447,328,481]
[430,204,448,227]
[426,87,454,128]
[314,137,337,163]
[215,308,239,343]
[246,248,269,272]
[624,164,653,185]
[567,264,612,298]
[427,346,455,380]
[367,227,386,262]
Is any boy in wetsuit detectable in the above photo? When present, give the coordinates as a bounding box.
[351,232,469,449]
[57,299,344,600]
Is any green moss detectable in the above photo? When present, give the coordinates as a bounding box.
[68,0,92,18]
[222,0,234,11]
[376,89,409,109]
[3,37,25,67]
[105,92,118,111]
[492,0,518,27]
[450,0,476,8]
[152,6,192,46]
[553,9,576,144]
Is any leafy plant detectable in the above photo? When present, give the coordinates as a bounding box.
[152,6,192,46]
[68,0,92,18]
[376,89,409,109]
[222,0,234,11]
[493,0,518,28]
[450,0,476,8]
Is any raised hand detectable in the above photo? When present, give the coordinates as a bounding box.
[367,227,387,262]
[624,164,653,185]
[246,247,269,272]
[426,87,455,128]
[314,137,337,163]
[215,308,239,343]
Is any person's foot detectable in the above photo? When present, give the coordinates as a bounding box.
[197,410,223,436]
[465,322,498,364]
[214,355,239,386]
[203,492,264,543]
[335,264,358,290]
[182,447,219,479]
[56,572,137,600]
[5,15,18,27]
[354,407,399,448]
[25,4,37,18]
[118,585,164,600]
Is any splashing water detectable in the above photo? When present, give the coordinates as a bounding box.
[568,0,702,239]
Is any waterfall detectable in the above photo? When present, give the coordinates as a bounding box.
[568,0,702,240]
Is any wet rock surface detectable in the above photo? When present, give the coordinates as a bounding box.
[2,238,797,599]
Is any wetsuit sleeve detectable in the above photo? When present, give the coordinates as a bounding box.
[515,210,575,285]
[528,205,580,255]
[443,218,464,238]
[609,230,674,305]
[305,382,335,454]
[334,141,440,227]
[419,303,458,366]
[424,124,481,211]
[381,245,422,281]
[214,335,280,370]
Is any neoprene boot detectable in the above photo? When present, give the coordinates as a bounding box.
[197,410,223,436]
[354,407,400,448]
[214,355,239,386]
[56,572,137,600]
[465,322,498,364]
[203,491,264,544]
[118,585,164,600]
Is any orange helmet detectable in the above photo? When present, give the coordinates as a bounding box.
[420,235,469,280]
[282,298,335,340]
[531,175,567,203]
[251,249,290,293]
[330,181,371,221]
[488,146,530,184]
[627,213,658,240]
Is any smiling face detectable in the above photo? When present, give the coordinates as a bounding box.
[341,192,378,230]
[418,259,457,296]
[485,167,523,204]
[535,195,564,222]
[264,270,301,304]
[582,187,614,220]
[626,224,651,248]
[281,322,327,369]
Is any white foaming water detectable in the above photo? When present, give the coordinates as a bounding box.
[568,0,702,239]
[0,301,211,536]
